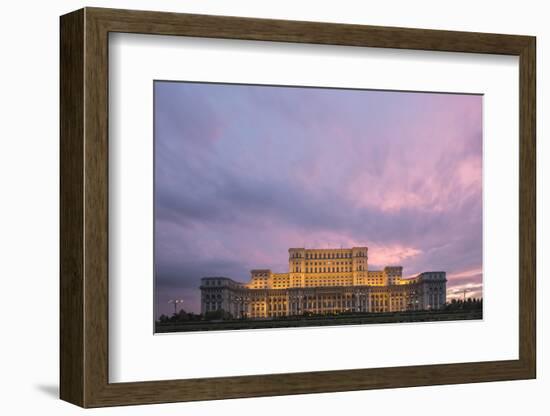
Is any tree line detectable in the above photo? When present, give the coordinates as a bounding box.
[157,309,233,323]
[157,298,483,324]
[444,297,483,311]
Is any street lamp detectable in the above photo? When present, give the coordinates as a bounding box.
[296,294,303,316]
[168,299,184,315]
[352,292,358,313]
[233,295,249,319]
[233,296,243,318]
[243,296,250,319]
[460,288,472,310]
[357,291,365,313]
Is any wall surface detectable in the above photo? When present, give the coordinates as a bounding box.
[0,0,546,414]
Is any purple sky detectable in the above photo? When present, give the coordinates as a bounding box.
[154,81,483,316]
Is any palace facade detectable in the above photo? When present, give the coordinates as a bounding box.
[200,247,446,319]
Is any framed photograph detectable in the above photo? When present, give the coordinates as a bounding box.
[60,7,536,408]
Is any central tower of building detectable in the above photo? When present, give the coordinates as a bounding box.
[288,247,368,287]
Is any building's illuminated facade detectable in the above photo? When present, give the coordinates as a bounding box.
[200,247,446,318]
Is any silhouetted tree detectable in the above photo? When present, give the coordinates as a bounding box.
[204,309,233,321]
[444,298,483,312]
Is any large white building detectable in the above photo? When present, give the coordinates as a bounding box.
[200,247,446,319]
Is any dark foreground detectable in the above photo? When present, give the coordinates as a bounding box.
[155,309,482,333]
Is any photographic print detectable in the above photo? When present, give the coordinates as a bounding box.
[154,81,483,333]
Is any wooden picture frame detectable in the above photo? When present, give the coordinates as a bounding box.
[60,7,536,408]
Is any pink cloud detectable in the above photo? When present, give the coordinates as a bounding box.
[367,243,422,267]
[447,267,483,281]
[447,282,483,300]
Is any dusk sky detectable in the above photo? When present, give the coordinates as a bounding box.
[154,81,482,316]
